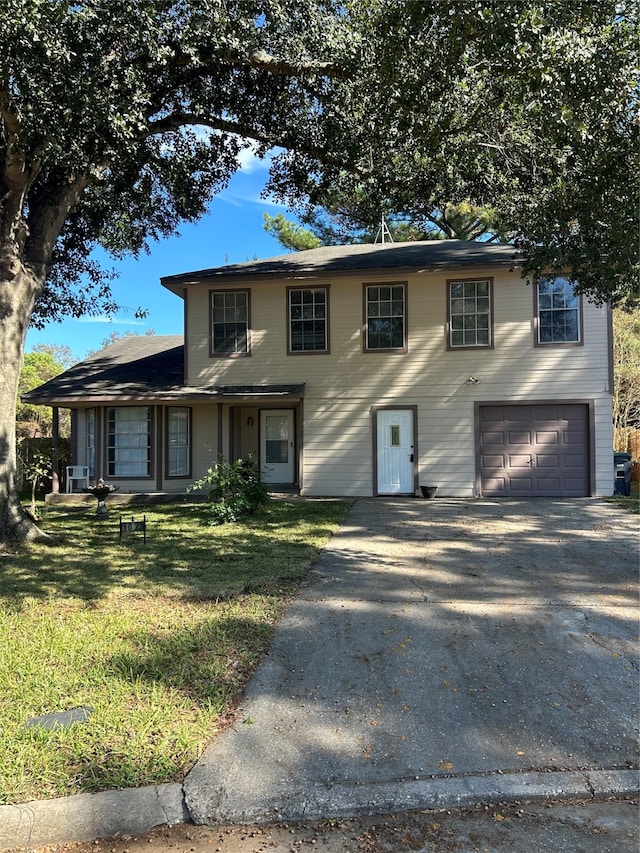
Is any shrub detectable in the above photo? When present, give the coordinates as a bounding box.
[187,457,269,524]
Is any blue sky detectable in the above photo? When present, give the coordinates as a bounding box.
[25,151,289,362]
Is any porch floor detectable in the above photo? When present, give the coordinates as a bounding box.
[45,487,300,506]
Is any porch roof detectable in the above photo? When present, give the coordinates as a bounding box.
[22,335,304,406]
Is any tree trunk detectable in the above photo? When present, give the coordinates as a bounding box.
[0,257,48,545]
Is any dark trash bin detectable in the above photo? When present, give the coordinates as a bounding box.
[614,452,632,496]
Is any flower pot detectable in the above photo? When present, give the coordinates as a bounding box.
[420,485,438,499]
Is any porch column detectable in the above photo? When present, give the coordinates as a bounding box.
[217,402,223,461]
[51,406,60,494]
[156,405,163,491]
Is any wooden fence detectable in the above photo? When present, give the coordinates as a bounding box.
[17,437,70,493]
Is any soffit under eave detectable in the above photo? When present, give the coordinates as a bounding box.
[163,259,522,291]
[26,391,305,407]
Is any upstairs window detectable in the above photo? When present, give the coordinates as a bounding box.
[210,290,250,356]
[364,283,407,351]
[288,287,328,353]
[448,279,493,348]
[536,277,581,344]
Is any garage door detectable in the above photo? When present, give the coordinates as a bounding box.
[479,404,590,497]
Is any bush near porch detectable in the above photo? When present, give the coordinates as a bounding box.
[0,498,350,804]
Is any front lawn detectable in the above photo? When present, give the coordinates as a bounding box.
[0,499,351,804]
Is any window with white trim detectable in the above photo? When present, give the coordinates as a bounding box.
[448,279,492,348]
[536,277,581,344]
[107,407,152,477]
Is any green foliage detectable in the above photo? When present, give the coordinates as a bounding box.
[613,304,640,449]
[188,457,269,525]
[16,449,50,519]
[267,1,638,304]
[265,201,508,251]
[1,0,353,322]
[263,212,323,251]
[17,351,66,437]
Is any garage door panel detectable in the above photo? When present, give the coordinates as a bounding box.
[482,477,507,495]
[509,477,535,493]
[481,431,506,447]
[506,407,533,422]
[532,406,564,422]
[482,454,507,469]
[509,454,533,468]
[508,430,532,445]
[535,476,561,491]
[479,404,589,497]
[562,453,585,470]
[535,454,560,469]
[535,430,560,445]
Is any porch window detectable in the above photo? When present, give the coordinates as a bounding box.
[535,277,581,344]
[448,279,493,348]
[107,407,152,477]
[365,283,407,351]
[288,287,328,353]
[86,408,96,480]
[166,406,191,477]
[210,290,250,356]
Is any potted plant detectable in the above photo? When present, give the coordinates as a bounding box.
[420,485,438,499]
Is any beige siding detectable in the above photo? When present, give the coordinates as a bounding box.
[182,269,612,497]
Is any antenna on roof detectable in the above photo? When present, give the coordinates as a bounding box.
[374,214,394,245]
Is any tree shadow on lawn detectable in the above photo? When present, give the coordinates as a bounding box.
[0,501,349,605]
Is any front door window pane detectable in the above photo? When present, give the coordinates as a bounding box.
[265,415,289,463]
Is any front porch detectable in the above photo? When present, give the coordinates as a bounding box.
[44,485,301,506]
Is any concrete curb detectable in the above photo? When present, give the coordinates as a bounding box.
[0,784,189,851]
[1,770,637,851]
[183,768,640,825]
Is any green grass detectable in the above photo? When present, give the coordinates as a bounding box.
[0,499,351,804]
[607,479,639,514]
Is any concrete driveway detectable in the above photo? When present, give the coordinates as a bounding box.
[185,498,639,824]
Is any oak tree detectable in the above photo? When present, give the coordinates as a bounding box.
[0,0,352,543]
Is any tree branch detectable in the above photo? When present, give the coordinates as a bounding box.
[146,112,368,176]
[174,45,347,79]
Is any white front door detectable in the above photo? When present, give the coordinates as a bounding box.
[377,409,415,494]
[260,409,295,484]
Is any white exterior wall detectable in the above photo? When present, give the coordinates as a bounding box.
[184,267,613,497]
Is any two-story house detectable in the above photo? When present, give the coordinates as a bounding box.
[25,240,615,498]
